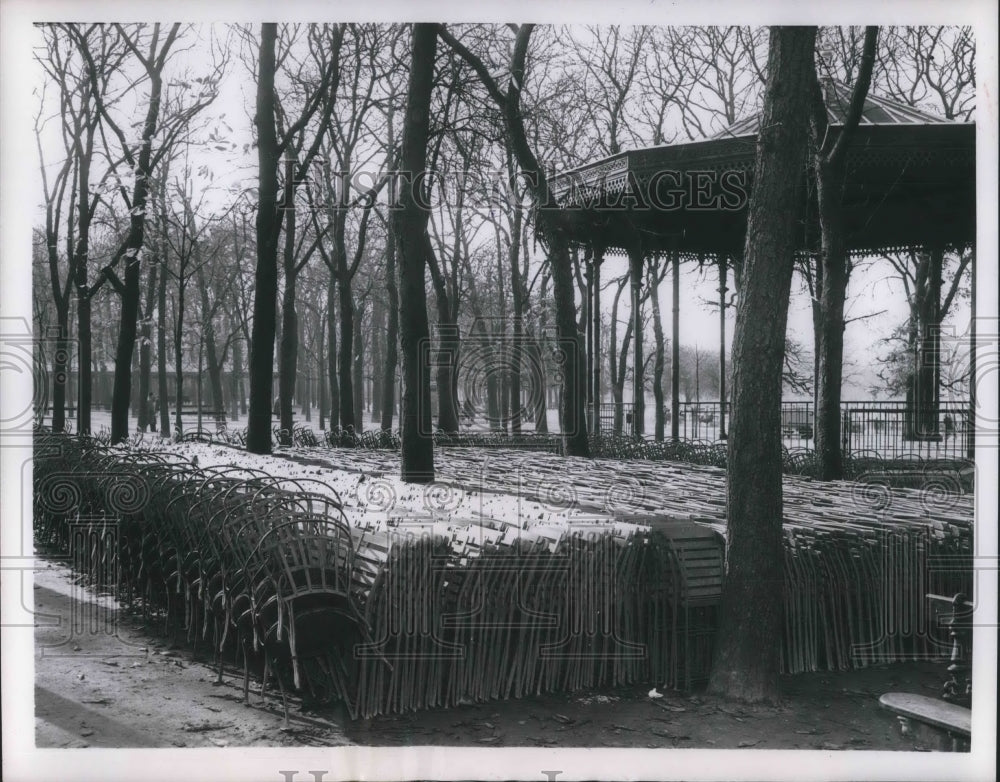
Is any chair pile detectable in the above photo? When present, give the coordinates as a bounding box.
[33,429,974,721]
[344,516,724,717]
[33,431,728,720]
[274,445,974,679]
[33,430,366,724]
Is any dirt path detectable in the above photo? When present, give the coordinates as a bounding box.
[33,555,945,751]
[34,557,351,748]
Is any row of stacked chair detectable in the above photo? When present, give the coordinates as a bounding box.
[34,428,973,720]
[33,430,728,720]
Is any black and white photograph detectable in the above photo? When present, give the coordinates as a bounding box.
[1,1,997,781]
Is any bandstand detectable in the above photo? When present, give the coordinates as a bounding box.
[551,81,975,446]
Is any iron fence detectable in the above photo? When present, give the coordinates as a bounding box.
[590,399,972,459]
[841,401,971,460]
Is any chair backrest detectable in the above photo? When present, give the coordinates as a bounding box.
[245,514,356,603]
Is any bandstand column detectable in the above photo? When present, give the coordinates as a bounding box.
[671,251,680,441]
[629,242,645,437]
[585,252,594,429]
[968,246,976,460]
[592,244,604,433]
[718,255,728,440]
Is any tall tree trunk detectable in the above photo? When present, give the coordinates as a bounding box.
[433,308,460,433]
[426,229,460,433]
[300,322,310,423]
[395,23,436,482]
[338,274,356,430]
[111,258,141,441]
[813,160,849,479]
[317,306,327,429]
[246,22,281,454]
[527,332,548,433]
[509,205,524,435]
[810,27,878,479]
[136,257,158,431]
[807,254,822,421]
[609,276,628,435]
[479,317,500,430]
[76,281,92,433]
[173,275,186,437]
[326,272,339,430]
[278,206,298,444]
[51,304,70,433]
[195,263,224,424]
[615,319,633,435]
[73,141,95,435]
[156,256,169,435]
[381,214,399,431]
[591,249,603,432]
[708,25,815,703]
[533,273,550,434]
[353,298,365,430]
[229,327,241,421]
[110,45,168,444]
[196,339,204,429]
[913,247,944,437]
[629,244,645,437]
[371,299,383,421]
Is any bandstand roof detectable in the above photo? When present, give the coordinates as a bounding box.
[551,81,975,259]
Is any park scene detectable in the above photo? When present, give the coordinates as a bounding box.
[7,17,995,777]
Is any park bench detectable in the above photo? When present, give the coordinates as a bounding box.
[879,592,972,751]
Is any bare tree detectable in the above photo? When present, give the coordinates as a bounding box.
[876,247,972,435]
[35,24,131,434]
[440,23,590,456]
[648,259,669,440]
[245,22,341,453]
[71,23,223,443]
[674,26,767,141]
[395,23,438,481]
[808,26,878,480]
[274,24,345,442]
[875,26,975,120]
[564,25,648,155]
[708,25,816,703]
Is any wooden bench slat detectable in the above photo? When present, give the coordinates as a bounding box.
[879,692,971,737]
